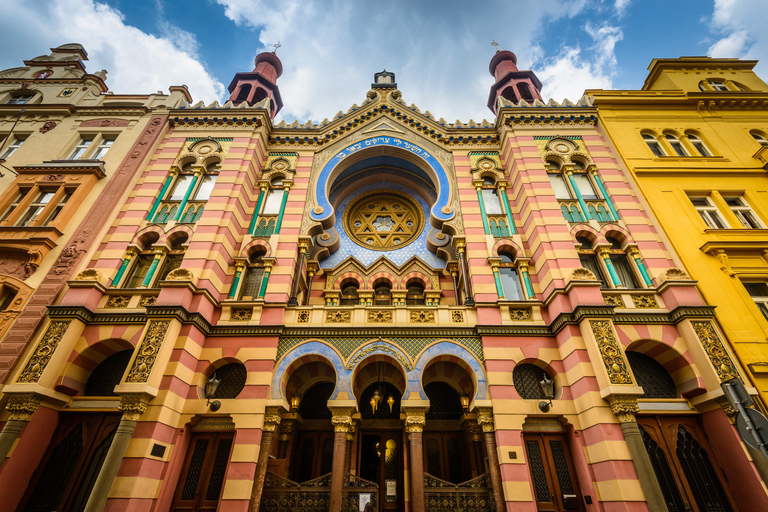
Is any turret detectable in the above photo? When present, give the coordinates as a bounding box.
[487,50,543,115]
[227,51,284,118]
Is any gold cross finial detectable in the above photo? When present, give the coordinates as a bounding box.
[491,40,499,51]
[273,41,281,53]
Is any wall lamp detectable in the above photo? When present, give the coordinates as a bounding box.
[460,393,470,412]
[538,374,555,413]
[205,372,222,412]
[290,392,301,411]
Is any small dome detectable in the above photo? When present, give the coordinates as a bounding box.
[489,50,518,75]
[254,52,283,78]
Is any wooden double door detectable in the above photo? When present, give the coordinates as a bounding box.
[170,431,234,512]
[638,416,735,512]
[359,431,403,512]
[18,413,120,512]
[523,433,584,512]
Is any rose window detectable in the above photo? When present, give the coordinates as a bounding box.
[344,191,424,250]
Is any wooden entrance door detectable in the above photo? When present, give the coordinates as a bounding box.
[292,431,334,482]
[359,431,402,511]
[523,433,584,512]
[18,413,120,512]
[423,432,469,483]
[637,416,735,512]
[171,432,234,512]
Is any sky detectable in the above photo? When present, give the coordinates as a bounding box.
[1,0,767,124]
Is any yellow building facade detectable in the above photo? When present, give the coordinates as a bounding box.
[589,57,768,405]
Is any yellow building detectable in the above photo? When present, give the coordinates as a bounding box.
[589,57,768,406]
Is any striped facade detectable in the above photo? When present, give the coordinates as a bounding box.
[0,47,766,512]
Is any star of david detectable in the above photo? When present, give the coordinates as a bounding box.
[345,192,423,250]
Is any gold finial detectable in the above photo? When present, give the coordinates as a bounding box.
[272,41,282,54]
[491,40,500,52]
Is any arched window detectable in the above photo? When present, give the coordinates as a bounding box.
[686,134,712,157]
[7,92,35,104]
[512,364,553,400]
[239,251,266,300]
[155,233,187,282]
[235,84,252,103]
[123,235,159,288]
[481,177,503,214]
[0,284,18,310]
[665,134,688,156]
[499,251,525,301]
[643,133,666,157]
[155,161,218,224]
[340,282,360,305]
[518,83,534,102]
[209,363,247,399]
[406,283,426,305]
[501,86,518,104]
[374,283,392,306]
[261,176,285,215]
[252,88,268,105]
[626,352,677,398]
[547,160,572,200]
[607,236,640,288]
[576,236,607,287]
[751,132,768,147]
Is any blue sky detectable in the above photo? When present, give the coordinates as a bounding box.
[1,1,766,123]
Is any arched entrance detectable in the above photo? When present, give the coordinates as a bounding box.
[353,356,407,512]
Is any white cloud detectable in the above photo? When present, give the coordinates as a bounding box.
[214,0,599,122]
[614,0,631,17]
[0,0,225,103]
[708,0,768,77]
[536,22,621,102]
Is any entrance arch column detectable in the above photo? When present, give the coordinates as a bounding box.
[403,403,429,512]
[329,404,355,512]
[477,408,505,512]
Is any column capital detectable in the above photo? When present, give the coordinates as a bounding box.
[235,261,246,272]
[125,248,137,259]
[476,407,495,432]
[118,392,153,421]
[597,247,612,259]
[517,260,529,272]
[279,419,295,441]
[405,413,426,433]
[263,406,283,432]
[5,392,42,421]
[331,414,353,433]
[627,246,641,259]
[606,394,640,423]
[152,247,168,258]
[467,420,483,442]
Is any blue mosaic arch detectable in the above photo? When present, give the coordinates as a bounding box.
[310,136,453,226]
[270,342,351,401]
[346,342,413,399]
[412,342,488,402]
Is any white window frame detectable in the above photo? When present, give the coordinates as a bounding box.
[68,137,94,160]
[0,136,26,159]
[92,137,116,159]
[7,94,34,105]
[665,134,689,157]
[642,134,666,157]
[690,196,728,229]
[686,134,712,157]
[724,196,764,229]
[751,132,768,147]
[708,80,729,91]
[744,283,768,321]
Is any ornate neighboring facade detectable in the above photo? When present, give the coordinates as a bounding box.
[0,47,765,512]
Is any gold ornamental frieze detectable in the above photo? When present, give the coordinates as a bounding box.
[125,320,171,383]
[589,320,633,385]
[691,321,738,381]
[17,321,71,383]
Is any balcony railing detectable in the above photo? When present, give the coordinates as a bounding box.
[260,472,378,512]
[424,472,496,512]
[559,199,612,223]
[153,201,205,224]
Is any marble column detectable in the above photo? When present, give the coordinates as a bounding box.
[405,409,427,512]
[83,393,152,512]
[329,408,353,512]
[607,395,668,512]
[455,239,474,306]
[344,421,357,474]
[248,407,282,512]
[0,393,41,470]
[477,409,505,512]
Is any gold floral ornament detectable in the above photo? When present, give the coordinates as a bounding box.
[17,321,71,383]
[126,321,171,383]
[344,190,424,250]
[692,321,738,381]
[589,320,633,384]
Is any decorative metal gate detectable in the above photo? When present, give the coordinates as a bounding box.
[424,472,496,512]
[260,472,378,512]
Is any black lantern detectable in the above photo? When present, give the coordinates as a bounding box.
[538,374,555,412]
[205,372,222,412]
